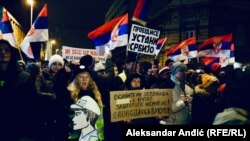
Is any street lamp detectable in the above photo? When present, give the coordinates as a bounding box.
[50,39,56,54]
[27,0,34,28]
[50,40,56,46]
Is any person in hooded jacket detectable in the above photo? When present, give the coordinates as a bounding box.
[0,39,34,141]
[160,62,194,125]
[125,72,145,90]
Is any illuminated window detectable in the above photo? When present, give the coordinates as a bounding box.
[182,30,195,40]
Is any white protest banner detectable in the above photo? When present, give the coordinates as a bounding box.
[62,46,102,61]
[128,24,160,55]
[110,89,172,122]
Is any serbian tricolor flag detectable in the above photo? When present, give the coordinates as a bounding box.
[201,43,235,71]
[155,37,167,58]
[132,0,152,26]
[88,13,128,56]
[0,8,16,47]
[21,4,48,59]
[197,33,232,58]
[164,37,197,62]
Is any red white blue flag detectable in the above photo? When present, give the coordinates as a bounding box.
[201,43,235,71]
[21,4,48,59]
[0,8,16,47]
[88,13,128,56]
[197,33,232,58]
[165,37,197,62]
[155,37,167,58]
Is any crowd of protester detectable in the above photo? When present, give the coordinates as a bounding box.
[1,39,249,141]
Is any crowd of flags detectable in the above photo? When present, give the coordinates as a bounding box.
[165,33,235,68]
[0,4,48,59]
[0,0,237,69]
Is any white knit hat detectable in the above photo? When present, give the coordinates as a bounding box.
[48,54,64,69]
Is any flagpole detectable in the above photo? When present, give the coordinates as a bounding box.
[196,56,200,63]
[125,43,129,63]
[17,45,24,61]
[133,53,140,72]
[154,55,157,59]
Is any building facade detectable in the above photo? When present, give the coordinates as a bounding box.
[148,0,250,66]
[105,0,127,22]
[105,0,250,67]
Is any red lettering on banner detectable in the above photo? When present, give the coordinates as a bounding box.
[90,51,97,56]
[72,49,82,55]
[65,49,70,54]
[82,51,90,55]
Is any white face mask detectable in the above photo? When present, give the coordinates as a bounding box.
[72,110,89,130]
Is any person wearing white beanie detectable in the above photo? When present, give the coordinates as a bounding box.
[35,54,65,140]
[48,54,64,71]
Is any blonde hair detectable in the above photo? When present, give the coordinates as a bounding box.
[67,71,104,107]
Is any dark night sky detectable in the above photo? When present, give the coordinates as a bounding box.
[2,0,169,51]
[2,0,115,49]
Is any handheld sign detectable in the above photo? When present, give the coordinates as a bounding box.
[128,24,160,55]
[110,89,172,122]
